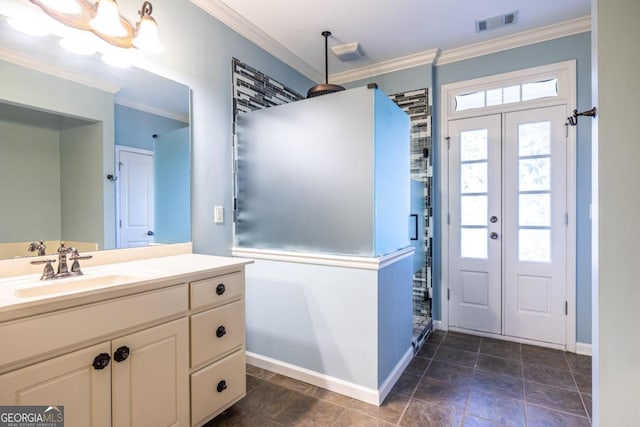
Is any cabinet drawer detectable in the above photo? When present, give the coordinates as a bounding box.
[190,300,244,368]
[190,272,243,310]
[0,285,188,369]
[191,350,245,426]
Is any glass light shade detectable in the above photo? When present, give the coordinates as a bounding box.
[7,17,51,37]
[59,34,98,55]
[39,0,82,14]
[132,16,164,52]
[101,50,133,68]
[90,0,127,37]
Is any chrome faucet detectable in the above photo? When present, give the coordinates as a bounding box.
[27,240,46,256]
[30,242,93,281]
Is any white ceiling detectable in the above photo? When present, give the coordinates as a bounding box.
[198,0,591,83]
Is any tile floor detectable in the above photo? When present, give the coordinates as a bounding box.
[207,331,592,426]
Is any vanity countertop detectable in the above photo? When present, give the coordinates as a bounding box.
[0,253,252,322]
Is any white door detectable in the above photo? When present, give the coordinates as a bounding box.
[117,148,155,248]
[448,114,503,334]
[503,106,567,344]
[448,105,568,345]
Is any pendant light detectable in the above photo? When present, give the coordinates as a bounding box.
[307,31,345,98]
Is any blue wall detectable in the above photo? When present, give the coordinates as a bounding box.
[115,104,187,151]
[432,32,592,343]
[155,127,191,243]
[344,64,433,95]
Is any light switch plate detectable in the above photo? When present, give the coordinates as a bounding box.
[214,206,224,223]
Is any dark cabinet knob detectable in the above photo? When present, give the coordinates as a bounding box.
[217,380,227,393]
[114,346,130,363]
[147,231,154,236]
[93,353,111,370]
[216,326,227,338]
[216,284,225,295]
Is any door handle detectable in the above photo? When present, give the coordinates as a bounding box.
[490,216,499,223]
[490,232,499,240]
[410,214,419,241]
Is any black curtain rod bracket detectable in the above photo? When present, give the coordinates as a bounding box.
[567,107,597,126]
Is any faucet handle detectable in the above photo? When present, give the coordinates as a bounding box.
[30,259,57,280]
[30,259,57,265]
[70,248,92,274]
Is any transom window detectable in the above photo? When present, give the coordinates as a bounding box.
[455,78,558,112]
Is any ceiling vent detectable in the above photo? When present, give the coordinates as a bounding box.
[331,42,362,61]
[475,10,519,33]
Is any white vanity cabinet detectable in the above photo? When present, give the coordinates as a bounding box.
[189,271,246,427]
[0,254,250,427]
[0,319,188,427]
[0,342,112,427]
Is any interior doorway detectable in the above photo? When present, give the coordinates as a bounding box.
[115,146,155,248]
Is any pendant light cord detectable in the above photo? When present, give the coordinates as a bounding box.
[322,31,331,84]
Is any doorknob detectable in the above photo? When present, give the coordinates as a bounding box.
[490,216,499,223]
[147,231,154,236]
[490,232,499,240]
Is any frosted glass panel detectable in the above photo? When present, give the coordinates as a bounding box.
[519,122,551,156]
[461,195,487,226]
[460,129,487,161]
[519,194,550,226]
[503,85,520,104]
[461,228,488,259]
[522,78,558,101]
[461,162,488,193]
[519,229,551,262]
[455,91,484,111]
[519,158,551,191]
[235,87,409,256]
[486,88,502,106]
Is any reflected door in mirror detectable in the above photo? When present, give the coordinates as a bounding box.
[117,148,155,248]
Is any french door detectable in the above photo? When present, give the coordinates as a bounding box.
[448,105,568,345]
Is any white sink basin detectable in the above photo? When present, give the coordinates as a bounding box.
[14,274,144,298]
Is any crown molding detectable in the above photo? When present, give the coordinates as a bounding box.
[191,0,323,83]
[330,49,439,85]
[0,46,120,93]
[115,98,189,123]
[435,16,591,65]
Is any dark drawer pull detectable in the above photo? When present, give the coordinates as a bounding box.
[217,380,227,393]
[216,326,227,338]
[114,346,130,363]
[216,284,225,295]
[92,353,111,370]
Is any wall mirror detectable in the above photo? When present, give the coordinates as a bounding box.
[0,10,191,260]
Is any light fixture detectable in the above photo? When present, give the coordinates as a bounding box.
[38,0,82,14]
[7,16,51,37]
[26,0,163,53]
[59,33,99,55]
[132,2,164,52]
[90,0,127,37]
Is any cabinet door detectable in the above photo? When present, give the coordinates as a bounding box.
[111,318,189,427]
[0,342,111,427]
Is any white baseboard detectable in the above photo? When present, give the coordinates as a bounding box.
[246,348,413,406]
[376,347,414,405]
[576,342,592,356]
[433,320,445,331]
